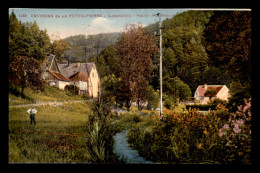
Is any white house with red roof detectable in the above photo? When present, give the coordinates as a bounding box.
[194,84,230,104]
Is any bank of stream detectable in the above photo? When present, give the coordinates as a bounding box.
[113,129,154,164]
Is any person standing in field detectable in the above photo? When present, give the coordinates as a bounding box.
[27,106,37,125]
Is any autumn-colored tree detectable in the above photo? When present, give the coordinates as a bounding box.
[204,11,251,111]
[9,55,45,96]
[116,24,159,111]
[51,39,71,61]
[204,11,251,82]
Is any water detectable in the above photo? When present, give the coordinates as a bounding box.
[113,130,154,164]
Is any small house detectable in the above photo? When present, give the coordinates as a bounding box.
[194,84,230,104]
[58,62,100,98]
[41,54,70,90]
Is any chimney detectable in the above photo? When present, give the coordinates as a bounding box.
[67,59,70,67]
[77,63,80,68]
[204,84,207,90]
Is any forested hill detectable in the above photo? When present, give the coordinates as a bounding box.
[61,10,251,110]
[63,32,121,63]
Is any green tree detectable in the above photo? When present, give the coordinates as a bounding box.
[162,10,212,92]
[163,76,192,103]
[145,85,159,110]
[101,74,121,103]
[9,12,51,62]
[116,24,159,111]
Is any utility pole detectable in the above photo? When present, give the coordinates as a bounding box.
[157,13,163,119]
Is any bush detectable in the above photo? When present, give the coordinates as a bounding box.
[145,86,159,110]
[64,85,79,96]
[164,96,175,110]
[127,102,251,163]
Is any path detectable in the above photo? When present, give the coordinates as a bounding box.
[9,99,91,108]
[113,129,154,164]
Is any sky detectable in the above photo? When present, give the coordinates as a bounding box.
[9,8,187,40]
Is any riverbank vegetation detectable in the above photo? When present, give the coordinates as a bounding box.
[126,100,251,164]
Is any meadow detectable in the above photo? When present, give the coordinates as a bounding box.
[9,101,93,163]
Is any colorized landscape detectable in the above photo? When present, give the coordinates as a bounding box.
[9,9,251,164]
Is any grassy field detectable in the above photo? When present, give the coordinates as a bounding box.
[9,85,88,106]
[9,101,93,163]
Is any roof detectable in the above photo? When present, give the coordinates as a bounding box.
[196,85,224,97]
[69,72,88,82]
[58,62,95,78]
[42,54,60,73]
[49,70,70,81]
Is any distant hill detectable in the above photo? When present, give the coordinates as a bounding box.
[63,32,121,63]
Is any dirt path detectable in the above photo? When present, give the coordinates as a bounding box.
[9,99,92,108]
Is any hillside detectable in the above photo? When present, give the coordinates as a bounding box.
[9,85,88,106]
[63,32,121,63]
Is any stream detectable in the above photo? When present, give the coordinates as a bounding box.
[113,129,154,164]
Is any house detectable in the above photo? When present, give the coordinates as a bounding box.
[58,62,100,98]
[41,54,71,90]
[194,84,230,104]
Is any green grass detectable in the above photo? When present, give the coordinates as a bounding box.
[9,85,88,106]
[9,101,93,163]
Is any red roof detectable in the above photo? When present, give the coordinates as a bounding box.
[197,85,223,97]
[49,71,70,81]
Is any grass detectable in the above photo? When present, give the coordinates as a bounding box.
[9,85,88,106]
[9,101,93,163]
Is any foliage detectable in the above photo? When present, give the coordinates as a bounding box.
[127,102,251,163]
[101,74,121,103]
[9,55,45,96]
[86,97,117,163]
[116,24,159,111]
[204,11,251,84]
[63,33,120,63]
[9,11,51,62]
[164,95,175,110]
[186,98,228,111]
[204,11,251,111]
[145,86,159,110]
[51,39,71,61]
[204,88,216,98]
[161,10,212,93]
[64,84,80,96]
[163,76,192,102]
[227,80,251,113]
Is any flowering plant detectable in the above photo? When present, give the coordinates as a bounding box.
[218,98,251,163]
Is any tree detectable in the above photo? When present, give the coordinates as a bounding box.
[204,88,216,100]
[204,11,251,87]
[101,74,121,103]
[9,55,45,96]
[9,12,51,62]
[51,39,71,61]
[145,85,159,110]
[204,11,251,110]
[162,10,212,93]
[163,76,192,103]
[116,24,159,111]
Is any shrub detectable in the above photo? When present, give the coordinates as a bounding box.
[64,85,79,96]
[145,86,159,110]
[127,102,251,163]
[164,96,175,110]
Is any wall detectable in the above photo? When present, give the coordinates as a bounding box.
[89,65,100,98]
[216,85,230,101]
